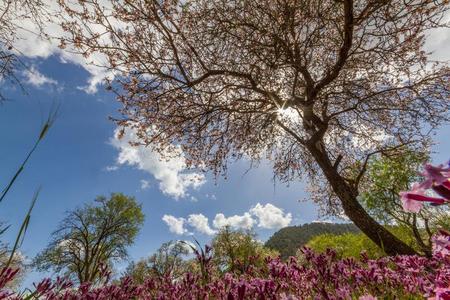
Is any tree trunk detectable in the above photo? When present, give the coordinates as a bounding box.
[308,144,418,256]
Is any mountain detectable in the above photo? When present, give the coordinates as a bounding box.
[265,222,360,260]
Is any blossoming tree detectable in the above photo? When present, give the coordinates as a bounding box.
[57,0,450,255]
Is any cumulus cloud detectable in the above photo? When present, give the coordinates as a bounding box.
[187,214,216,236]
[162,215,188,235]
[110,127,205,199]
[250,203,292,229]
[213,213,255,230]
[163,203,292,236]
[140,179,150,190]
[23,65,57,87]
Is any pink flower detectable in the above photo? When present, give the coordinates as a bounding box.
[432,230,450,257]
[400,183,425,213]
[400,191,424,213]
[431,287,450,300]
[432,183,450,201]
[420,163,450,189]
[400,182,447,213]
[359,295,377,300]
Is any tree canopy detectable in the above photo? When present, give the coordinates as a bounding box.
[125,240,191,283]
[212,226,278,275]
[307,232,383,259]
[34,193,144,284]
[57,0,450,255]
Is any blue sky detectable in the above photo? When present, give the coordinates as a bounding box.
[1,6,449,287]
[0,55,320,286]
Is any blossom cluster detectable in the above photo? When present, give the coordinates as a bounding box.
[0,244,449,300]
[400,161,450,213]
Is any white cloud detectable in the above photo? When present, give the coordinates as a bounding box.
[162,203,292,236]
[213,213,255,230]
[162,215,188,235]
[23,65,57,87]
[250,203,292,229]
[9,1,115,93]
[311,219,334,224]
[187,214,216,236]
[140,179,150,190]
[104,165,119,172]
[110,127,205,199]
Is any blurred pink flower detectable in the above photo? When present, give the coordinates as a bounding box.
[400,161,450,213]
[359,295,377,300]
[432,230,450,257]
[430,287,450,300]
[419,163,450,189]
[400,183,425,213]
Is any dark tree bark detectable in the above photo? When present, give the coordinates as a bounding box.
[308,144,417,255]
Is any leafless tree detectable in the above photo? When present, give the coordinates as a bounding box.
[58,0,450,255]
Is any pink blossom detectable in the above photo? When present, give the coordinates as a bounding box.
[431,287,450,300]
[359,295,377,300]
[432,231,450,257]
[400,191,424,212]
[400,183,425,212]
[420,163,450,188]
[400,161,450,213]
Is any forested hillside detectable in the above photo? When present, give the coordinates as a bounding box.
[265,223,359,260]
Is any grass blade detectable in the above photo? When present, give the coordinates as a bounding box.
[5,187,40,269]
[0,108,57,203]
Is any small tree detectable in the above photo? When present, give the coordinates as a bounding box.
[34,193,144,284]
[57,0,450,255]
[125,240,190,283]
[359,150,450,256]
[212,226,278,275]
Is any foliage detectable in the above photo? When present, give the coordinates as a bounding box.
[33,193,144,284]
[307,225,428,259]
[125,240,190,283]
[57,0,450,255]
[1,240,449,299]
[265,222,359,260]
[212,227,278,275]
[359,150,450,256]
[307,232,383,259]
